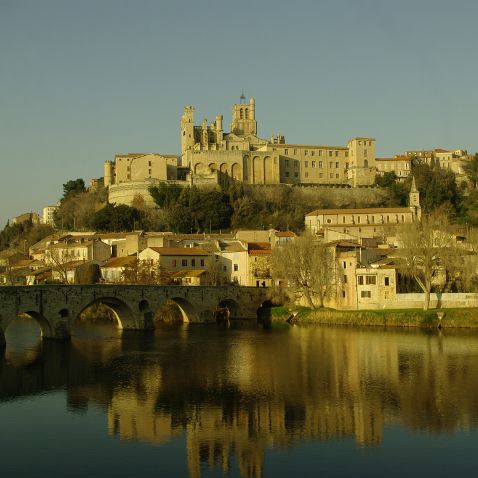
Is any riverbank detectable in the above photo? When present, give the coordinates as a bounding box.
[267,306,478,328]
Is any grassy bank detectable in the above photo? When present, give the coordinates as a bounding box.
[268,306,478,328]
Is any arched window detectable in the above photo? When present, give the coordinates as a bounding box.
[240,109,244,119]
[245,108,249,119]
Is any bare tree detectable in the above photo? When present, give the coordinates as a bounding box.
[271,234,335,309]
[205,254,224,286]
[395,211,458,310]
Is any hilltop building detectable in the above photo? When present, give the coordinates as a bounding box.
[305,177,421,242]
[105,97,377,206]
[376,148,472,184]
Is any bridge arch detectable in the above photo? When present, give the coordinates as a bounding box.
[155,296,199,323]
[217,298,240,318]
[13,311,54,339]
[76,297,137,330]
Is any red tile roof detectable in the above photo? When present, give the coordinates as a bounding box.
[147,247,210,256]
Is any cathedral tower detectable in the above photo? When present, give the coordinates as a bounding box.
[230,96,257,136]
[181,106,195,156]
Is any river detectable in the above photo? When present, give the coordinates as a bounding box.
[1,317,478,477]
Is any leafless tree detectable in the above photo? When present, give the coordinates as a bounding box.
[271,234,335,309]
[395,211,459,310]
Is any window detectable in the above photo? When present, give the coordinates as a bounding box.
[318,150,322,156]
[361,290,371,298]
[304,150,308,156]
[344,275,347,283]
[285,149,288,155]
[311,151,315,156]
[343,261,346,269]
[305,172,308,178]
[329,162,333,168]
[336,173,339,178]
[148,169,152,175]
[191,259,196,266]
[285,172,290,177]
[329,173,333,178]
[328,151,332,157]
[364,149,368,157]
[335,162,339,168]
[223,266,227,272]
[285,159,289,167]
[182,259,187,267]
[319,173,323,178]
[294,160,299,168]
[294,149,297,155]
[319,161,323,168]
[335,151,339,157]
[294,172,299,177]
[234,264,238,272]
[345,162,349,169]
[172,259,177,267]
[312,161,316,167]
[342,290,346,298]
[148,161,152,166]
[358,276,364,285]
[200,259,205,266]
[305,161,308,168]
[385,277,390,286]
[366,276,376,285]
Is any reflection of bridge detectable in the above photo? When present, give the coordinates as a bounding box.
[0,285,270,346]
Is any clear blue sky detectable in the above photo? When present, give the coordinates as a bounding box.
[1,0,477,226]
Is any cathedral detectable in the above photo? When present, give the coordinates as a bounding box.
[105,97,377,206]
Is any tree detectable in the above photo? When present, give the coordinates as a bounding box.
[463,153,478,187]
[411,162,461,214]
[271,235,335,309]
[149,183,182,208]
[395,211,459,310]
[91,204,140,232]
[74,263,101,285]
[62,178,86,198]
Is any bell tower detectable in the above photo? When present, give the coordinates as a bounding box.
[230,95,257,136]
[409,176,422,220]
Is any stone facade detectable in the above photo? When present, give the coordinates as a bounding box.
[0,285,270,346]
[105,98,377,206]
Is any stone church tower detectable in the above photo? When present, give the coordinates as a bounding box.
[409,176,421,220]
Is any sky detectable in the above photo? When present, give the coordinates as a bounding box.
[1,0,477,226]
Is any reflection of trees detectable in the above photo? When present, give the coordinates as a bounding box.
[2,327,478,477]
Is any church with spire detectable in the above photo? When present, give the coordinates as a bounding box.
[304,178,421,241]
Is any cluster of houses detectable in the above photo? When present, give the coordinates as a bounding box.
[0,229,296,289]
[2,180,478,310]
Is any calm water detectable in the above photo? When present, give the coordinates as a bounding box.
[2,318,478,478]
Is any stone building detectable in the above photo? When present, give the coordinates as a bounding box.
[304,178,421,241]
[104,97,377,206]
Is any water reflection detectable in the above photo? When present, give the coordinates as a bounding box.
[2,323,478,477]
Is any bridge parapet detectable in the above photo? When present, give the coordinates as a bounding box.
[0,285,270,349]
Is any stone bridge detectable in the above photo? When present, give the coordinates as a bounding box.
[0,285,271,348]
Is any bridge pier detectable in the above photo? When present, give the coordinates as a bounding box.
[0,328,5,352]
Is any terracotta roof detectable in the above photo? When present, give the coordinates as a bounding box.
[274,231,296,237]
[171,269,207,278]
[147,247,210,256]
[306,207,412,216]
[103,256,137,268]
[249,249,272,256]
[10,259,35,267]
[247,242,271,251]
[376,156,410,161]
